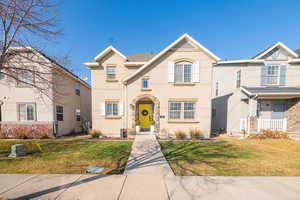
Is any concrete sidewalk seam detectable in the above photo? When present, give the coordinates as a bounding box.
[54,174,84,200]
[117,175,128,200]
[0,174,38,195]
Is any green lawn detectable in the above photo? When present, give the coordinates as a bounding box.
[160,138,300,176]
[0,138,132,174]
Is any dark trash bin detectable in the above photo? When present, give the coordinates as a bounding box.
[120,128,127,138]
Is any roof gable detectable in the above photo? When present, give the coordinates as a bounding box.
[94,45,126,61]
[253,42,298,60]
[123,33,220,82]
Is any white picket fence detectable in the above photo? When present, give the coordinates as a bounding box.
[258,118,287,131]
[240,118,287,133]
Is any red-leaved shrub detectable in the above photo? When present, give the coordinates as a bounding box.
[0,124,53,139]
[249,129,289,140]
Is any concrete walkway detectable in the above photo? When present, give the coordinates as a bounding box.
[1,134,300,199]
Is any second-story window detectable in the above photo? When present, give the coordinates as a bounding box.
[142,79,149,89]
[266,65,280,85]
[18,70,34,86]
[236,70,241,88]
[174,62,192,83]
[75,83,80,96]
[107,66,116,80]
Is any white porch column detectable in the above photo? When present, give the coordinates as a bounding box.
[249,97,258,117]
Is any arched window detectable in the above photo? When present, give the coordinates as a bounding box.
[174,61,192,83]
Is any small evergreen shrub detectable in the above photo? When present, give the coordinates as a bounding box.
[174,130,187,140]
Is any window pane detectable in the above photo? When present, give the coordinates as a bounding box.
[106,103,112,115]
[142,80,148,88]
[107,67,116,79]
[169,102,181,120]
[184,102,195,119]
[27,104,35,120]
[56,106,64,121]
[20,71,33,84]
[174,64,183,82]
[19,104,26,121]
[184,64,192,82]
[113,103,118,115]
[266,65,279,85]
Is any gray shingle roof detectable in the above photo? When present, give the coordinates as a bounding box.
[127,52,157,62]
[243,86,300,94]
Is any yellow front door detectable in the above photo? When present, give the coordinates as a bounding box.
[139,104,152,129]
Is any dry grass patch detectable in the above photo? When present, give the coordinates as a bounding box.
[160,138,300,176]
[0,138,132,174]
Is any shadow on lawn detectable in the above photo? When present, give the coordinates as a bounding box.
[161,140,252,176]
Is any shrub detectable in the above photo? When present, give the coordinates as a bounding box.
[174,130,187,140]
[89,129,102,138]
[135,120,140,126]
[0,126,10,139]
[250,129,289,140]
[190,128,203,140]
[34,125,53,139]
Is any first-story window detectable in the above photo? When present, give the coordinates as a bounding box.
[105,101,118,116]
[18,103,36,121]
[76,109,81,121]
[56,105,64,121]
[0,71,5,80]
[169,101,196,120]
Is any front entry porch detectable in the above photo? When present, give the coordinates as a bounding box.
[131,94,160,134]
[239,87,300,134]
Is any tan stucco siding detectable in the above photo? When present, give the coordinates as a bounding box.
[91,52,127,136]
[126,50,213,137]
[54,71,91,136]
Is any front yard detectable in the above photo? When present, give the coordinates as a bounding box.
[160,137,300,176]
[0,138,132,174]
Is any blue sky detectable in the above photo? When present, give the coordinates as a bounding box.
[47,0,300,84]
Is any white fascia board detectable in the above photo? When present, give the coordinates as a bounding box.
[217,59,264,64]
[254,42,298,60]
[84,62,99,68]
[94,45,126,61]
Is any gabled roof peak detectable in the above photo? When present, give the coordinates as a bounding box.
[94,45,126,61]
[253,41,298,59]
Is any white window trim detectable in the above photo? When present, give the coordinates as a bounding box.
[174,62,192,83]
[105,101,119,117]
[168,101,196,120]
[106,66,117,80]
[18,103,36,121]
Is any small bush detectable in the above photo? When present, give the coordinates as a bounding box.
[190,128,203,140]
[89,129,102,138]
[250,129,289,140]
[174,130,187,140]
[135,120,140,126]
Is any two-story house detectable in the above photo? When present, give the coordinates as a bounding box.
[213,42,300,135]
[0,47,91,137]
[85,34,220,138]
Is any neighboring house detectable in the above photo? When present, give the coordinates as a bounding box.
[85,34,220,138]
[0,47,91,136]
[213,42,300,135]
